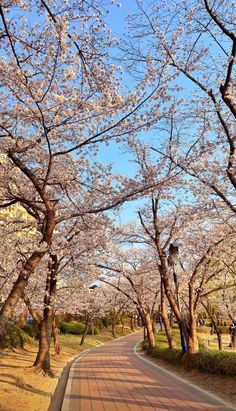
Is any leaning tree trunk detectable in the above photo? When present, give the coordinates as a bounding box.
[80,320,90,346]
[0,199,56,338]
[111,321,117,338]
[143,311,156,349]
[160,263,189,353]
[52,316,60,355]
[160,282,176,349]
[0,251,45,338]
[34,255,58,374]
[155,241,189,353]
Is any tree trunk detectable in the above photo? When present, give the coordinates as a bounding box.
[143,326,147,341]
[0,199,56,338]
[143,312,155,349]
[159,264,189,352]
[188,315,199,354]
[0,251,45,337]
[152,312,158,335]
[98,319,104,331]
[120,317,125,334]
[202,301,222,351]
[80,321,90,346]
[160,283,176,349]
[111,322,117,338]
[52,317,60,355]
[217,331,223,350]
[34,255,58,374]
[232,329,236,348]
[130,315,135,332]
[34,317,52,374]
[188,285,199,354]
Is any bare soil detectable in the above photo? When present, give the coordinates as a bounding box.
[0,326,134,411]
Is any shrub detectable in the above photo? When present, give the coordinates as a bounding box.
[150,346,182,365]
[59,321,84,334]
[188,350,236,376]
[88,325,98,335]
[20,320,39,339]
[59,321,98,335]
[0,323,30,348]
[143,345,236,377]
[102,318,109,328]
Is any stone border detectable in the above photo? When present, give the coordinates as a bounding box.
[60,331,142,411]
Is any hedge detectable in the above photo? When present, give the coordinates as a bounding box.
[59,321,98,335]
[20,320,39,339]
[144,345,236,376]
[0,323,31,348]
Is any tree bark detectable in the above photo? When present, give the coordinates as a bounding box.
[80,320,90,346]
[143,312,156,349]
[111,321,117,338]
[34,254,58,373]
[0,251,45,337]
[160,283,176,349]
[120,317,125,334]
[201,301,222,350]
[188,285,199,354]
[130,315,135,332]
[232,329,236,348]
[0,194,56,337]
[188,315,199,354]
[52,317,60,355]
[34,317,52,373]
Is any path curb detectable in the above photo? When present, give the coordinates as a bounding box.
[61,331,142,411]
[133,341,236,411]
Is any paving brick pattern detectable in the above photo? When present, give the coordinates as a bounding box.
[64,332,234,411]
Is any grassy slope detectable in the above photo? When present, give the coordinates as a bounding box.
[141,325,236,408]
[0,325,135,411]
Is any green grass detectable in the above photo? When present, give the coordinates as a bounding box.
[156,325,182,349]
[142,325,236,376]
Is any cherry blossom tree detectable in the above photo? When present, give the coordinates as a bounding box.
[136,190,236,354]
[124,0,236,221]
[0,0,171,339]
[100,285,132,338]
[98,247,161,349]
[19,213,114,372]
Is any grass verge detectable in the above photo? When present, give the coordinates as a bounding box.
[0,325,136,411]
[141,326,236,408]
[142,326,236,376]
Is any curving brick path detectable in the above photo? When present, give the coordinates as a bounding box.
[61,332,234,411]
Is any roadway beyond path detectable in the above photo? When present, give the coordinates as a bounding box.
[61,332,234,411]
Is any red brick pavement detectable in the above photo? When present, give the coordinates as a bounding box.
[62,332,234,411]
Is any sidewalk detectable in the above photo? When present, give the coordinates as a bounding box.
[61,332,234,411]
